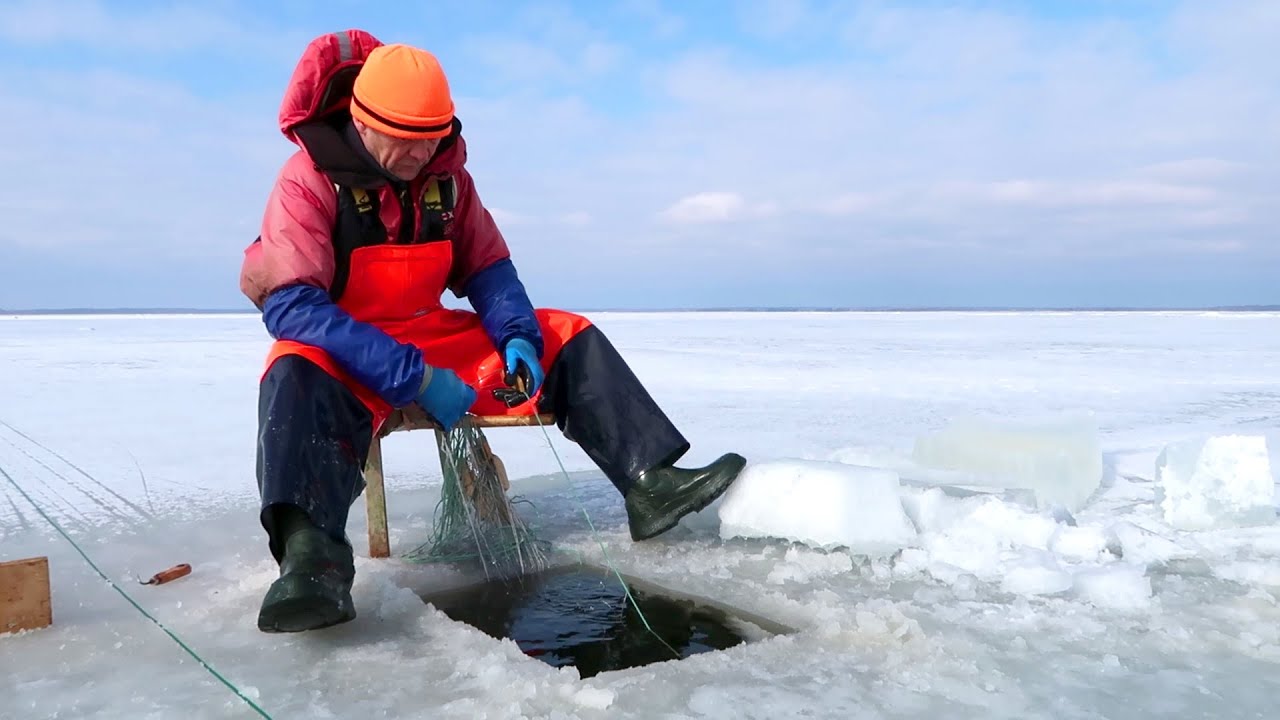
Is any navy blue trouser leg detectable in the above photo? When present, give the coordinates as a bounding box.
[256,355,373,562]
[537,325,690,496]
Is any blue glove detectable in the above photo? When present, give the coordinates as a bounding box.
[503,337,544,398]
[416,367,476,431]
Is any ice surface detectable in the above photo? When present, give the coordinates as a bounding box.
[911,412,1105,512]
[1000,552,1074,596]
[716,460,917,554]
[1071,565,1153,609]
[765,546,856,585]
[1155,434,1276,530]
[1214,561,1280,588]
[4,311,1280,718]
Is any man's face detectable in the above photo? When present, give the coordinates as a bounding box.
[355,121,443,181]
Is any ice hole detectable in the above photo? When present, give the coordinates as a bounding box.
[419,563,792,678]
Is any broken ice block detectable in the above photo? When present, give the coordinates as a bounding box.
[910,413,1104,512]
[1155,435,1276,531]
[716,460,918,555]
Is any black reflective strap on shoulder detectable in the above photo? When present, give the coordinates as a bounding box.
[330,185,386,300]
[418,176,457,243]
[440,176,456,212]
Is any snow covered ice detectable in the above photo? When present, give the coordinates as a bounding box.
[1155,434,1276,530]
[3,310,1280,719]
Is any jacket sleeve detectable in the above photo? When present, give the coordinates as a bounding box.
[464,259,544,357]
[241,152,428,408]
[447,167,544,356]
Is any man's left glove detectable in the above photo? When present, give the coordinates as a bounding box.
[503,338,544,398]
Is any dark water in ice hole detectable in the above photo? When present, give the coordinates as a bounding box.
[422,565,753,678]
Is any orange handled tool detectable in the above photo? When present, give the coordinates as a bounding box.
[140,563,192,585]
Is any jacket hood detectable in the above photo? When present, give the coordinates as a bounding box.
[278,30,383,145]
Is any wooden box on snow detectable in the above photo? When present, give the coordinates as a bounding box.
[1,556,52,634]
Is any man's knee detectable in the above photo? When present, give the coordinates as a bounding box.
[257,354,375,463]
[261,353,341,393]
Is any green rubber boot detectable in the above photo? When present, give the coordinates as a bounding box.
[625,453,747,541]
[257,527,356,633]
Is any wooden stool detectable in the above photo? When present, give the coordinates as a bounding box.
[362,408,555,558]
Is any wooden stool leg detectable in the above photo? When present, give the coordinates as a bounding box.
[433,428,449,472]
[364,434,390,558]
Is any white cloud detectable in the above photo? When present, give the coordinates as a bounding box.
[488,208,536,226]
[659,192,747,224]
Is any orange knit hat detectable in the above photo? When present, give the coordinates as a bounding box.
[351,44,455,139]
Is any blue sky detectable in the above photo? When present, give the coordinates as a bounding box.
[1,0,1276,310]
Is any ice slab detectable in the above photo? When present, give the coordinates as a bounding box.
[1072,565,1153,609]
[1155,435,1276,531]
[910,412,1104,512]
[717,460,918,554]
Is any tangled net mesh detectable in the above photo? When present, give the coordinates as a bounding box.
[404,420,551,579]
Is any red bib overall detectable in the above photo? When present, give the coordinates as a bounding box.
[261,240,591,433]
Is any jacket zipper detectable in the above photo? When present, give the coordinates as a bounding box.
[395,183,415,244]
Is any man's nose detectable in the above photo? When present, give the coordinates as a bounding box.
[407,142,436,162]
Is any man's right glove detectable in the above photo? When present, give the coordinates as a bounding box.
[503,337,544,396]
[415,367,476,432]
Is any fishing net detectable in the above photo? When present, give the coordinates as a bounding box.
[404,419,551,579]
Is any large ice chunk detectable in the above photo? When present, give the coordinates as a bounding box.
[717,460,918,555]
[1155,435,1276,531]
[910,412,1104,512]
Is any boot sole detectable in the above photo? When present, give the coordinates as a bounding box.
[257,576,356,633]
[629,454,747,541]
